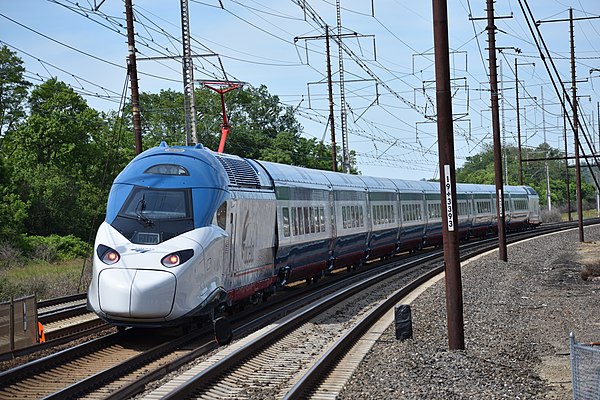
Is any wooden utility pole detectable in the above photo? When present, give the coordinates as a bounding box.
[295,27,371,172]
[486,0,508,261]
[125,0,143,155]
[432,0,464,351]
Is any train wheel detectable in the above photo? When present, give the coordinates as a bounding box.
[214,317,233,346]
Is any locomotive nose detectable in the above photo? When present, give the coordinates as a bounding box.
[97,268,176,318]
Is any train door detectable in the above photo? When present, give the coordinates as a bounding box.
[328,187,336,263]
[223,197,237,289]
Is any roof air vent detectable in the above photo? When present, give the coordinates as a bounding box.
[216,156,261,188]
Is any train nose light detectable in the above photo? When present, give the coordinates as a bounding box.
[97,244,120,265]
[166,254,180,265]
[161,249,194,268]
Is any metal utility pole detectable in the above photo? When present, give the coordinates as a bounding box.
[563,94,572,221]
[515,58,523,185]
[515,59,535,185]
[336,0,350,173]
[500,60,508,185]
[570,8,584,242]
[125,0,143,155]
[536,8,600,241]
[180,0,198,145]
[486,0,508,261]
[542,87,551,211]
[325,26,338,172]
[432,0,464,351]
[295,27,371,172]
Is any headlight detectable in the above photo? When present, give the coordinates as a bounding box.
[161,249,194,267]
[97,244,120,265]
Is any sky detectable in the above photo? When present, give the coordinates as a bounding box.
[3,0,600,181]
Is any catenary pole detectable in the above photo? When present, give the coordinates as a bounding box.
[125,0,142,155]
[486,0,508,261]
[432,0,465,351]
[570,8,584,242]
[325,25,338,172]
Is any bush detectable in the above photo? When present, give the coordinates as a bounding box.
[540,208,562,223]
[18,234,91,262]
[0,241,22,269]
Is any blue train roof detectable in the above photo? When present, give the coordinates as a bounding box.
[114,142,229,190]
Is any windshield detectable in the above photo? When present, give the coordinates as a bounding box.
[111,187,194,244]
[120,188,191,221]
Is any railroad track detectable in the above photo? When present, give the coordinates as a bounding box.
[38,294,107,343]
[0,244,444,398]
[0,221,590,398]
[0,294,109,362]
[136,221,589,399]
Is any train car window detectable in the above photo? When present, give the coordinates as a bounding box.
[303,207,310,234]
[297,207,302,235]
[319,207,325,232]
[144,164,189,176]
[282,207,290,237]
[292,207,299,236]
[216,202,227,229]
[309,207,315,233]
[313,207,320,233]
[359,206,364,227]
[348,206,356,228]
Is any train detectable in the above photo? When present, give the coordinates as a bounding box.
[87,142,541,343]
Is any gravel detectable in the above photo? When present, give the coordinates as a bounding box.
[339,226,600,399]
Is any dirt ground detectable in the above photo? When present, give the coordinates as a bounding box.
[537,240,600,398]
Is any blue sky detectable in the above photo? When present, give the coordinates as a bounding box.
[3,0,600,180]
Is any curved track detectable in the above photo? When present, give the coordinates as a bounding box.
[0,221,591,399]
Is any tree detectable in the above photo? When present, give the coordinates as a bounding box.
[0,157,28,241]
[138,89,186,146]
[128,84,355,172]
[3,78,109,238]
[0,45,31,142]
[456,142,596,209]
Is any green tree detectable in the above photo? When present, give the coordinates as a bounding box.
[0,158,28,241]
[129,84,353,172]
[138,89,186,146]
[3,78,109,238]
[0,45,31,142]
[456,142,596,209]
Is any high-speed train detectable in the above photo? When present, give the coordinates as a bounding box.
[87,142,541,342]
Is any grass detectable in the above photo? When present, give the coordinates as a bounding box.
[0,258,91,302]
[561,209,600,221]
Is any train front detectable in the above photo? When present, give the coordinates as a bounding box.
[87,143,230,327]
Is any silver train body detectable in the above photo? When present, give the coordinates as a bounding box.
[87,142,541,327]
